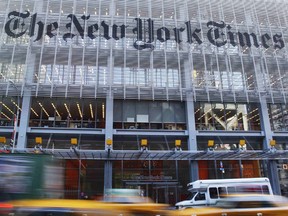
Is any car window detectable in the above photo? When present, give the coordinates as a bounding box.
[237,201,257,208]
[262,185,270,194]
[187,191,198,200]
[216,195,288,209]
[236,185,262,194]
[260,201,277,208]
[218,187,227,198]
[209,187,218,199]
[195,193,206,201]
[236,201,277,208]
[215,200,237,209]
[227,187,236,194]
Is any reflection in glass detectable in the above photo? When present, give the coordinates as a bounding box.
[195,102,260,131]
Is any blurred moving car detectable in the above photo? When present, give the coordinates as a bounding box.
[175,177,273,209]
[2,196,170,216]
[5,199,126,216]
[174,194,288,216]
[102,188,170,215]
[0,203,13,216]
[0,155,64,201]
[0,188,170,216]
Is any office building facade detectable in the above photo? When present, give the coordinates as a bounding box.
[1,0,288,203]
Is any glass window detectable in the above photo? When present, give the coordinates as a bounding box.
[163,102,174,123]
[268,103,288,131]
[209,187,218,199]
[0,96,21,127]
[195,102,260,131]
[246,104,261,131]
[29,98,105,128]
[195,193,206,201]
[262,185,270,194]
[227,186,236,194]
[218,187,227,197]
[113,100,186,130]
[149,102,162,122]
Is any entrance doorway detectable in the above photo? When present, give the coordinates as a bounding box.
[124,181,181,205]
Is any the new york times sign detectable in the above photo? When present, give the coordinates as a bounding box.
[4,11,285,51]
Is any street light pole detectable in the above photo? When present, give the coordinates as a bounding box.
[9,80,20,153]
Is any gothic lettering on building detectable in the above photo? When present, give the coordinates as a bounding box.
[4,10,285,51]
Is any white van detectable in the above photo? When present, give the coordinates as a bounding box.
[175,177,273,209]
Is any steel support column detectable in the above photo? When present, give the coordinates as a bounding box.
[104,96,114,194]
[17,95,31,149]
[186,94,199,182]
[104,160,113,197]
[259,97,281,195]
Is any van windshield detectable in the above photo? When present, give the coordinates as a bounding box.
[186,191,198,200]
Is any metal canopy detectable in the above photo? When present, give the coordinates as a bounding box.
[12,148,288,161]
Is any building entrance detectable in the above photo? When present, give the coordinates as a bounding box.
[113,160,189,204]
[124,181,181,205]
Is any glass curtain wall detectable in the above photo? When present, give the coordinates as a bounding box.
[64,160,105,199]
[198,160,262,180]
[113,100,186,130]
[194,102,261,131]
[268,104,288,131]
[29,97,106,129]
[1,0,288,101]
[113,160,190,204]
[278,158,288,197]
[0,96,21,127]
[197,136,263,151]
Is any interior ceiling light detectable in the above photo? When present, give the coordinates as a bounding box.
[64,103,72,118]
[194,108,201,114]
[38,102,50,118]
[51,102,61,117]
[102,103,105,119]
[0,102,14,115]
[30,108,39,117]
[89,103,94,119]
[1,112,11,120]
[11,99,22,111]
[77,103,83,119]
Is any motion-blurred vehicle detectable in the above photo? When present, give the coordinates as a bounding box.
[0,154,64,201]
[6,199,129,216]
[174,194,288,216]
[175,177,273,209]
[103,188,169,215]
[0,203,13,216]
[2,189,170,216]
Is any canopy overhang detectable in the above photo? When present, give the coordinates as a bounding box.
[12,148,288,161]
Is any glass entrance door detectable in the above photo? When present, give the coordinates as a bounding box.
[152,184,180,205]
[124,181,180,205]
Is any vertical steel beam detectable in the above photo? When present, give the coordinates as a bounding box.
[104,96,114,195]
[186,94,199,181]
[259,97,281,195]
[17,95,32,149]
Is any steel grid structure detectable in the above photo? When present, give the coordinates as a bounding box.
[13,148,288,160]
[0,0,287,102]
